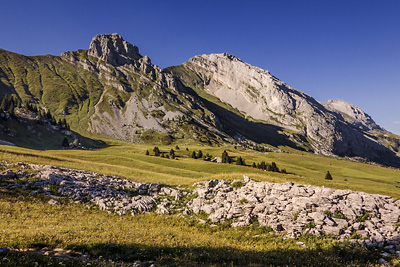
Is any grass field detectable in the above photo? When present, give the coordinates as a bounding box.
[1,142,400,266]
[1,141,399,198]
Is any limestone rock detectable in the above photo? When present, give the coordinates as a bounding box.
[88,33,142,65]
[171,53,400,166]
[322,99,381,131]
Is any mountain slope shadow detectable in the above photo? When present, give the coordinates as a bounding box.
[0,115,106,150]
[180,84,305,150]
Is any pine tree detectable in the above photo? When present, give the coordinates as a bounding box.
[325,171,333,180]
[269,162,279,172]
[145,150,149,155]
[170,149,175,156]
[222,150,229,163]
[252,162,256,168]
[197,150,203,159]
[62,137,69,147]
[236,156,245,165]
[191,151,197,159]
[260,161,266,170]
[153,146,160,156]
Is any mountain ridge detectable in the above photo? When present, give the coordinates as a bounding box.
[1,34,399,167]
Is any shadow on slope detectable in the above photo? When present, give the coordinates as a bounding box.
[181,84,305,150]
[0,115,106,150]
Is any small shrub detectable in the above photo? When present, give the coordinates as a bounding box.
[356,211,370,222]
[239,198,248,204]
[349,231,360,239]
[145,150,149,155]
[231,181,245,189]
[293,212,299,221]
[332,211,346,220]
[303,222,316,230]
[324,210,333,217]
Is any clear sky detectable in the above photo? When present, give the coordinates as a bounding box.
[1,0,399,134]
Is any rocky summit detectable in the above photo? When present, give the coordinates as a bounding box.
[88,33,142,65]
[0,34,399,166]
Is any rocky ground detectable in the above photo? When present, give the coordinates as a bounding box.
[1,161,399,261]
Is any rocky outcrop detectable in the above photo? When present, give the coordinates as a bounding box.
[2,161,400,256]
[323,99,381,131]
[88,33,142,65]
[187,176,400,246]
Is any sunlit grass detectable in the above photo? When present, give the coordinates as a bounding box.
[1,142,399,197]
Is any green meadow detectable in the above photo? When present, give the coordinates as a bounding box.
[1,142,399,266]
[1,141,399,198]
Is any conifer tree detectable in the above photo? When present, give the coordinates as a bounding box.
[268,162,279,172]
[62,137,69,147]
[153,146,160,156]
[197,150,203,159]
[191,151,197,159]
[236,156,245,165]
[325,171,333,180]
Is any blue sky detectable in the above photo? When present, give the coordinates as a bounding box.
[1,0,399,134]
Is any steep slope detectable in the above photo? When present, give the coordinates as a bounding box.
[0,34,230,146]
[0,34,399,166]
[166,53,400,166]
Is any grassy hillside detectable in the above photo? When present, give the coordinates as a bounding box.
[1,142,399,198]
[1,142,399,266]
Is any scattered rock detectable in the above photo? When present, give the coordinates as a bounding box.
[48,199,61,205]
[0,169,17,179]
[3,162,400,257]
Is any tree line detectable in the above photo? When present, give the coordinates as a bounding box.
[0,94,70,130]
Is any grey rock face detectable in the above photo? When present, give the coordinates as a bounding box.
[322,99,381,131]
[176,53,399,166]
[88,33,142,65]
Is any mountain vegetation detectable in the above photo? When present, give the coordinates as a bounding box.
[1,33,400,265]
[0,34,399,167]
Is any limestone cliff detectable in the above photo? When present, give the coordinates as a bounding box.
[166,53,399,165]
[0,34,399,166]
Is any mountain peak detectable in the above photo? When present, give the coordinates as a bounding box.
[323,99,381,131]
[88,33,142,65]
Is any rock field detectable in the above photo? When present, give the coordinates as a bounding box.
[1,162,399,257]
